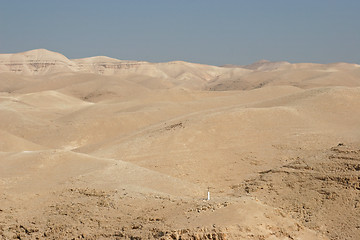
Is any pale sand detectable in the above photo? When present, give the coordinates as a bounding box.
[0,49,359,239]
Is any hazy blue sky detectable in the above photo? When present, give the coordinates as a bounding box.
[0,0,359,65]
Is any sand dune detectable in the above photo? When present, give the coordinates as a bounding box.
[0,49,359,239]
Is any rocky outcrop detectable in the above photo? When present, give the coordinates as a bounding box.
[72,56,149,75]
[0,49,82,74]
[0,49,153,75]
[0,49,222,83]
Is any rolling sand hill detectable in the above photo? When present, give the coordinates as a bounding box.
[0,49,359,239]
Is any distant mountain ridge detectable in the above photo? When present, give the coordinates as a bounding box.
[221,59,291,71]
[1,49,360,91]
[0,49,145,75]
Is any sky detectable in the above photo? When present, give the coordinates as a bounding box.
[0,0,359,66]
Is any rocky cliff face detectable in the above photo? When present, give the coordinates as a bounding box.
[72,56,149,75]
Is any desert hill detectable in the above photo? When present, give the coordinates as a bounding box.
[0,49,359,239]
[1,49,359,91]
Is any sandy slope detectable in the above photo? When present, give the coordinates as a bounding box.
[0,49,359,239]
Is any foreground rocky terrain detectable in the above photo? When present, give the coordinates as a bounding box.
[0,49,359,239]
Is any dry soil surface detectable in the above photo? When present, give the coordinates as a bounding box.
[1,49,360,239]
